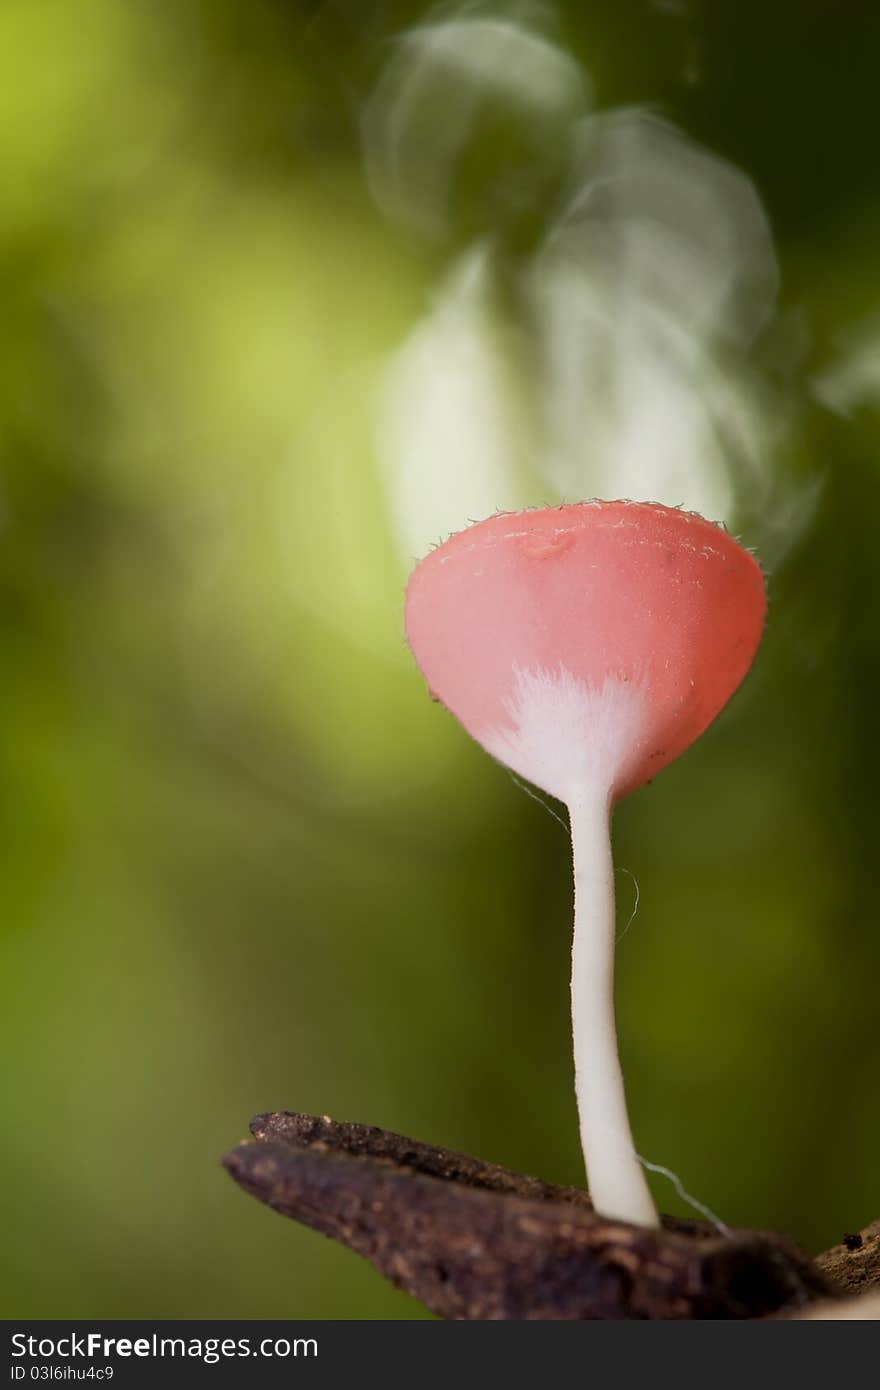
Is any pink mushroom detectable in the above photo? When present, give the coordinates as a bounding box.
[405,500,766,1227]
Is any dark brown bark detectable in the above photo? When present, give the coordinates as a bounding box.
[223,1112,847,1320]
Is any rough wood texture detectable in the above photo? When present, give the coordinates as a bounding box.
[814,1218,880,1298]
[223,1111,837,1320]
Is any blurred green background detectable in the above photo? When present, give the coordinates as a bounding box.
[2,0,879,1318]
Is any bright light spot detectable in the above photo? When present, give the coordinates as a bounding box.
[369,10,815,565]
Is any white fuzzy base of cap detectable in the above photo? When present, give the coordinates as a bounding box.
[482,664,648,804]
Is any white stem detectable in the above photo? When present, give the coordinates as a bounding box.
[569,787,659,1227]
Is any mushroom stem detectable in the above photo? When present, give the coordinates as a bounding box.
[569,788,659,1228]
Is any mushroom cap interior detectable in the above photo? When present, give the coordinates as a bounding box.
[405,501,766,801]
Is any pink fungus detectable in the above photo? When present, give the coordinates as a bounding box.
[406,501,766,1227]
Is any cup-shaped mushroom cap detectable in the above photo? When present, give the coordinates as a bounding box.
[405,501,766,802]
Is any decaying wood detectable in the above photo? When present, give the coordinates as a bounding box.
[223,1112,844,1320]
[774,1222,880,1319]
[814,1218,880,1298]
